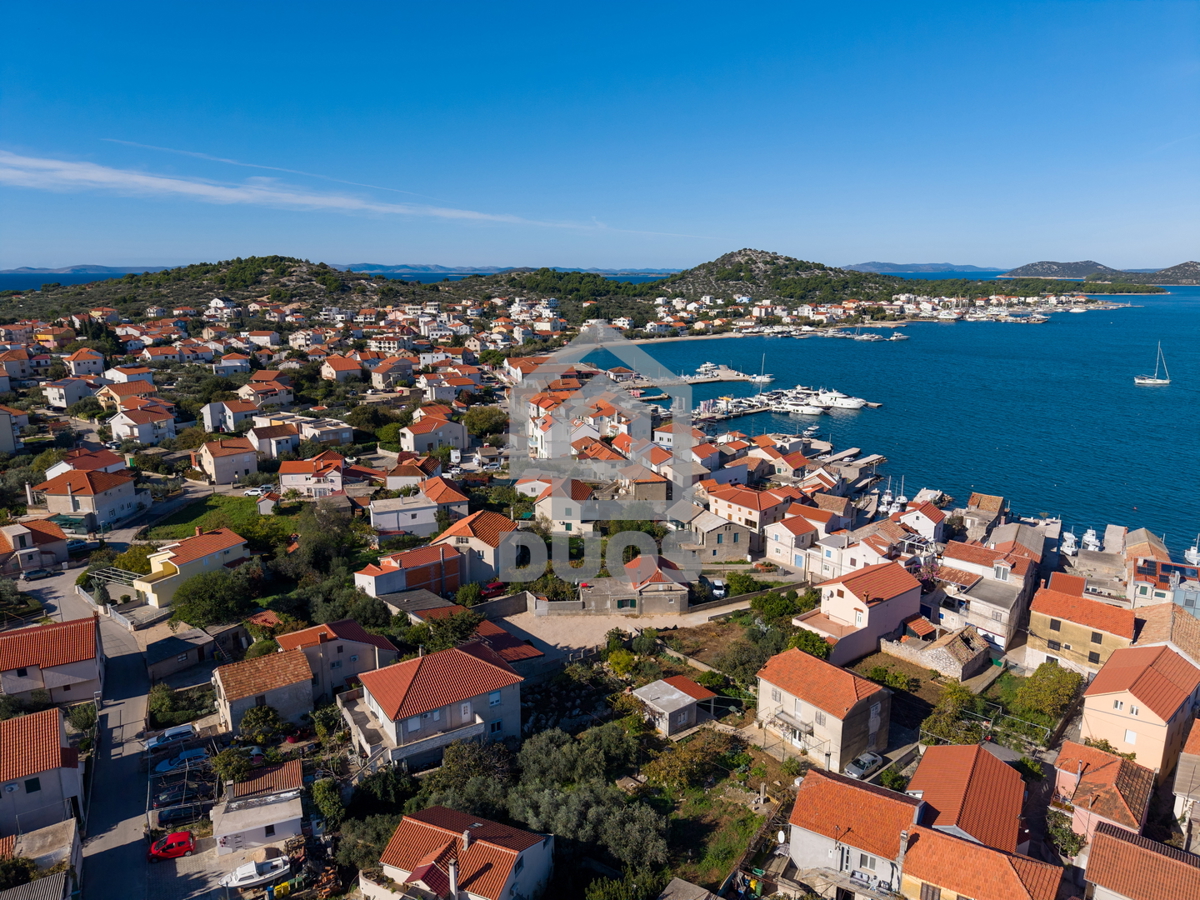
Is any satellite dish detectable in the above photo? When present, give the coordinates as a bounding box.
[777,830,786,844]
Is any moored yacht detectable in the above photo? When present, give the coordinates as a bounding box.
[816,389,866,409]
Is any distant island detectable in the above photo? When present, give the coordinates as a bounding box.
[843,262,1004,274]
[1001,259,1200,286]
[0,264,175,275]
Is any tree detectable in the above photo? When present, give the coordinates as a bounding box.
[239,704,286,743]
[463,406,508,437]
[1015,663,1083,720]
[93,581,111,607]
[112,543,156,575]
[312,778,345,828]
[455,582,482,607]
[0,857,37,891]
[643,730,729,789]
[335,814,404,871]
[788,628,832,660]
[376,422,404,445]
[211,748,253,783]
[631,628,658,656]
[169,568,253,628]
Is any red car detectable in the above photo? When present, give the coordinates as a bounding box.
[481,582,506,599]
[147,831,196,863]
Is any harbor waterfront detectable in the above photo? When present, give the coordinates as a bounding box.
[588,287,1200,544]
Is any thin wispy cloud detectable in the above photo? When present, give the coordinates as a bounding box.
[0,149,720,240]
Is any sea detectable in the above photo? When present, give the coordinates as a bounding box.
[585,282,1200,549]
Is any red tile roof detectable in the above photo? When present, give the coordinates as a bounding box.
[0,708,75,782]
[907,744,1024,852]
[420,476,468,506]
[323,355,362,371]
[818,561,921,604]
[230,758,304,798]
[276,619,397,654]
[904,826,1061,900]
[406,417,455,435]
[214,649,312,702]
[708,485,788,512]
[1084,645,1200,721]
[433,510,517,549]
[60,448,123,471]
[0,617,98,671]
[161,527,247,566]
[662,675,716,701]
[942,541,1033,577]
[1085,820,1200,900]
[904,501,946,524]
[358,641,521,721]
[1031,589,1136,640]
[380,806,544,900]
[774,516,817,537]
[1047,572,1088,596]
[34,469,134,496]
[202,437,257,457]
[789,769,922,859]
[1055,740,1154,830]
[758,648,884,717]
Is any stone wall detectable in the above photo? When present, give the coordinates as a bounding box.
[879,628,991,681]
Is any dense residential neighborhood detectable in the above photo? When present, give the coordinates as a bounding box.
[0,271,1195,900]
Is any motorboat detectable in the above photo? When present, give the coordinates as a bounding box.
[696,362,719,375]
[855,332,886,341]
[1060,531,1078,557]
[1081,528,1102,553]
[816,389,866,410]
[781,402,825,415]
[218,857,291,889]
[888,332,909,341]
[1185,535,1200,567]
[1134,342,1170,385]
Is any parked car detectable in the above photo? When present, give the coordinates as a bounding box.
[843,751,884,780]
[242,486,267,497]
[482,463,502,472]
[66,539,89,553]
[708,578,727,600]
[152,781,214,809]
[144,724,197,752]
[481,581,506,599]
[147,831,196,862]
[21,569,55,581]
[155,802,213,828]
[154,748,209,774]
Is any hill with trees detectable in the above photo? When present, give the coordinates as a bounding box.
[1001,259,1199,285]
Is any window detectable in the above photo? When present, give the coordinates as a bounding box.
[489,690,502,707]
[859,854,876,871]
[1139,585,1149,595]
[771,688,781,703]
[794,698,803,715]
[616,599,636,609]
[565,523,572,532]
[24,778,40,793]
[432,709,440,721]
[993,565,1009,582]
[177,653,190,662]
[564,507,573,517]
[717,533,724,544]
[920,885,942,900]
[850,558,857,567]
[62,684,71,692]
[407,716,421,733]
[254,695,266,707]
[815,711,826,727]
[14,667,26,677]
[1049,619,1061,632]
[1113,700,1124,711]
[854,610,864,627]
[733,533,739,543]
[1047,640,1061,651]
[456,536,470,545]
[1088,651,1101,665]
[337,644,344,654]
[1130,706,1140,717]
[489,720,503,734]
[330,661,342,670]
[461,702,471,718]
[514,857,524,874]
[1124,729,1137,745]
[992,610,1003,621]
[264,824,276,837]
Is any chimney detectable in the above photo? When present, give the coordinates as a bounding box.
[898,830,909,868]
[462,828,470,851]
[194,526,203,537]
[448,858,459,898]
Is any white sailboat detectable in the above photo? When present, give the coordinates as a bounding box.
[1134,343,1170,386]
[749,354,775,384]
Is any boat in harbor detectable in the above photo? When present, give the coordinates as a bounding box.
[888,332,909,341]
[815,389,866,409]
[1082,528,1103,552]
[1185,535,1200,567]
[749,354,775,383]
[855,332,886,342]
[1134,343,1170,386]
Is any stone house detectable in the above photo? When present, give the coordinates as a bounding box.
[212,649,314,735]
[680,507,755,562]
[1027,587,1136,675]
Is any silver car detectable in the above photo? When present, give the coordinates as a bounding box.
[843,751,884,780]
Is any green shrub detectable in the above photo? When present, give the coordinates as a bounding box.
[1015,756,1044,780]
[608,649,635,676]
[880,766,909,792]
[66,702,97,731]
[631,628,659,656]
[1046,809,1086,858]
[312,778,345,828]
[1015,663,1082,720]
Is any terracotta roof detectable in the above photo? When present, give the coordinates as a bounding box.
[906,616,937,638]
[323,355,362,371]
[789,768,922,859]
[202,437,257,457]
[818,561,921,604]
[0,708,75,782]
[161,528,246,566]
[0,617,98,671]
[433,510,517,549]
[364,544,461,576]
[100,380,156,396]
[472,619,544,663]
[230,758,304,798]
[534,478,594,504]
[214,649,312,702]
[276,619,397,654]
[624,555,687,590]
[904,501,947,524]
[249,423,299,440]
[942,541,1033,577]
[1055,740,1154,830]
[405,417,456,435]
[34,469,133,496]
[358,641,521,721]
[420,477,468,506]
[1047,572,1087,596]
[904,826,1061,900]
[907,744,1024,852]
[117,408,172,424]
[1185,717,1200,757]
[1031,589,1136,640]
[380,806,544,900]
[935,565,982,589]
[1084,645,1200,721]
[1134,603,1200,666]
[1085,821,1200,900]
[968,492,1006,512]
[774,516,817,537]
[663,675,717,701]
[708,485,788,512]
[758,648,884,717]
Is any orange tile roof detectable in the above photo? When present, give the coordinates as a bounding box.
[358,641,522,721]
[789,769,921,859]
[214,649,312,702]
[433,510,517,549]
[663,675,716,701]
[942,541,1033,577]
[161,528,247,565]
[1031,589,1136,639]
[34,469,134,496]
[904,826,1061,900]
[1085,645,1200,721]
[968,492,1006,512]
[904,500,947,524]
[1047,572,1087,596]
[1055,740,1153,830]
[935,565,982,589]
[406,417,456,435]
[202,437,257,457]
[1185,717,1200,757]
[276,619,397,654]
[0,617,98,671]
[367,544,461,576]
[1085,821,1200,900]
[774,516,817,537]
[907,744,1024,852]
[1132,603,1200,666]
[100,380,157,396]
[323,355,362,371]
[818,561,921,604]
[472,619,544,663]
[0,708,75,782]
[230,758,303,798]
[420,476,468,506]
[758,647,884,717]
[380,806,543,900]
[708,485,788,512]
[534,478,593,504]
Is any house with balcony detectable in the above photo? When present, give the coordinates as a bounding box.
[279,453,347,499]
[339,642,522,769]
[95,380,158,410]
[429,511,517,584]
[43,378,93,410]
[193,437,259,485]
[1027,588,1136,674]
[1054,739,1154,842]
[355,545,462,598]
[109,407,176,446]
[63,348,104,377]
[213,649,314,735]
[0,518,69,576]
[1081,645,1200,781]
[34,470,149,533]
[364,806,554,900]
[276,620,398,704]
[0,708,83,834]
[132,527,249,609]
[932,541,1038,649]
[0,617,104,704]
[795,562,922,666]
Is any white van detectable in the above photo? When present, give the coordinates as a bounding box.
[144,723,197,752]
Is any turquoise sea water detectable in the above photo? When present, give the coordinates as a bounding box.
[590,287,1200,547]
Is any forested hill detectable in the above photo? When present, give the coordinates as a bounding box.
[1001,259,1200,285]
[0,249,1165,324]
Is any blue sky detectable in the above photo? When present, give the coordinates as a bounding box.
[1,1,1197,269]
